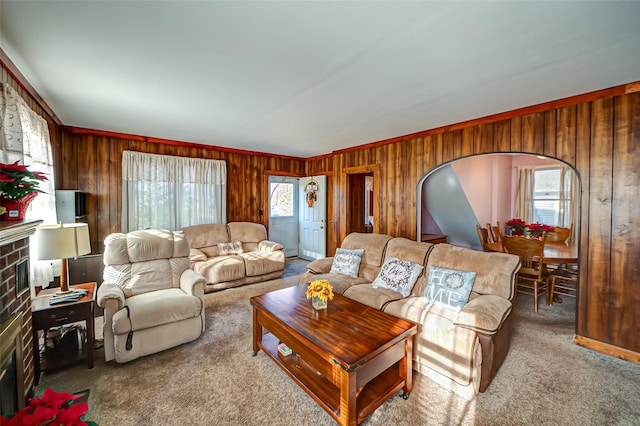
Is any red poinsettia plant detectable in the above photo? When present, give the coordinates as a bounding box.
[506,218,555,239]
[525,222,555,239]
[0,161,48,200]
[0,388,97,426]
[505,218,526,236]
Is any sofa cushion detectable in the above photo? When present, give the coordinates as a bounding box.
[112,288,202,334]
[228,222,268,244]
[181,224,229,250]
[454,295,512,334]
[192,255,246,283]
[423,266,476,312]
[299,272,368,295]
[372,257,423,297]
[341,233,392,268]
[343,284,405,310]
[330,248,364,277]
[242,251,285,277]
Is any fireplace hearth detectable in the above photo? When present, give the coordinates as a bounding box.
[0,220,42,409]
[0,313,25,413]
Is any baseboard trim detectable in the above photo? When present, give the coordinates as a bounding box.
[573,335,640,364]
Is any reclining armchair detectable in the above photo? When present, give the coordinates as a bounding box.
[97,229,206,363]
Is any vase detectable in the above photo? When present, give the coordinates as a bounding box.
[311,296,327,311]
[0,192,37,221]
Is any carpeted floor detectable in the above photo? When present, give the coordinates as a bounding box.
[36,273,640,425]
[282,257,311,278]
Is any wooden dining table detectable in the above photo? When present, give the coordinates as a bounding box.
[487,240,579,264]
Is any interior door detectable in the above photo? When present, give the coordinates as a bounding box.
[268,176,299,257]
[298,175,327,260]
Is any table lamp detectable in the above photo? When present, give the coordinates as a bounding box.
[34,223,91,295]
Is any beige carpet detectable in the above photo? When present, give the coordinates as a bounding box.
[36,276,640,425]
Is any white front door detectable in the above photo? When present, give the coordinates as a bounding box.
[268,176,299,257]
[298,175,327,260]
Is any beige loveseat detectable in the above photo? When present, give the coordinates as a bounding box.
[300,232,520,400]
[181,222,285,293]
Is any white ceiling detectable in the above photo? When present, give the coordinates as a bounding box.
[2,1,639,158]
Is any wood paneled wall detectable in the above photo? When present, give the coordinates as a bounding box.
[57,132,305,244]
[4,56,639,360]
[316,90,640,358]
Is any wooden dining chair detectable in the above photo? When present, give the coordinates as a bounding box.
[491,221,503,243]
[547,267,578,305]
[476,224,492,252]
[502,235,549,313]
[546,223,573,244]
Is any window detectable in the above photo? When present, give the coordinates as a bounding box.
[121,151,227,232]
[531,167,574,227]
[270,182,294,217]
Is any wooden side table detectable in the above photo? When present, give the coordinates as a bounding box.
[31,282,96,385]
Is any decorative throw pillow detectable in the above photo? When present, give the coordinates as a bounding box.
[218,241,243,255]
[423,266,476,311]
[330,248,364,277]
[371,257,423,297]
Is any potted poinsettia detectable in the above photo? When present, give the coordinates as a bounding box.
[506,218,526,236]
[0,387,97,425]
[525,222,555,239]
[0,161,48,221]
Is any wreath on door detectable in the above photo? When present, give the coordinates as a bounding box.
[305,180,319,207]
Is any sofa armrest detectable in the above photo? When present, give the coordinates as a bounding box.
[454,295,512,335]
[180,268,206,298]
[97,282,125,310]
[190,248,207,262]
[258,240,284,252]
[306,257,333,274]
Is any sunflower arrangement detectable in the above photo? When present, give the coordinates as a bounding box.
[306,279,334,302]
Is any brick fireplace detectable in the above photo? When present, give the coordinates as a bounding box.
[0,220,42,411]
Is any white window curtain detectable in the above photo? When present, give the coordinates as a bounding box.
[515,164,579,242]
[0,83,57,288]
[558,166,579,243]
[515,166,535,224]
[122,150,226,232]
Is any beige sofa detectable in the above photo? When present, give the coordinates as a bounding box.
[300,232,520,400]
[181,222,285,292]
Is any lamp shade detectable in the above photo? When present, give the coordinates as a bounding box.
[34,223,91,260]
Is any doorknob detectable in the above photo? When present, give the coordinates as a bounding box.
[320,226,324,229]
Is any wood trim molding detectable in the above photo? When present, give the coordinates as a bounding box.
[64,126,306,161]
[573,335,640,364]
[331,80,640,156]
[339,164,380,244]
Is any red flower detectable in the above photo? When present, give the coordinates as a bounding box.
[0,161,48,200]
[0,388,93,426]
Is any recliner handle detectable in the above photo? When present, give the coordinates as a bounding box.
[124,305,133,351]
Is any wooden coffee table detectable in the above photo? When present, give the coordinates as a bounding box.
[250,284,417,426]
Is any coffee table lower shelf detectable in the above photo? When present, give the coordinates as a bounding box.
[259,333,405,424]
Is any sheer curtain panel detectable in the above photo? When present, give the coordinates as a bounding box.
[122,151,227,232]
[0,83,57,288]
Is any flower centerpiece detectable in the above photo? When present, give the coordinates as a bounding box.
[0,387,97,426]
[305,279,334,310]
[525,222,555,239]
[506,218,526,236]
[0,161,48,221]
